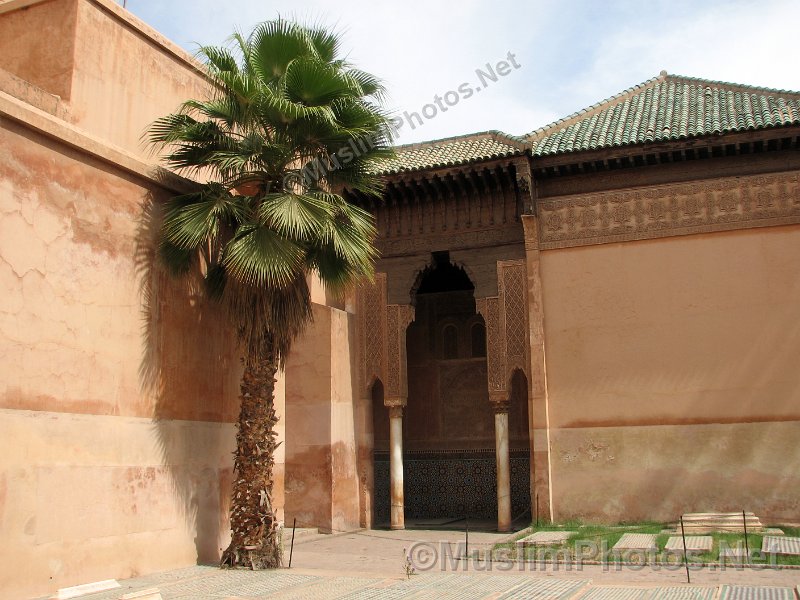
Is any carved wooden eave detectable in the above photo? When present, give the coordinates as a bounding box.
[531,125,800,177]
[346,157,533,258]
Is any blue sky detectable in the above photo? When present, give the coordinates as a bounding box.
[126,0,800,145]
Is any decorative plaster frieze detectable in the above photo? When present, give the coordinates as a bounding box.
[537,171,800,250]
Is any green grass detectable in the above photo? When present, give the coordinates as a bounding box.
[492,521,800,565]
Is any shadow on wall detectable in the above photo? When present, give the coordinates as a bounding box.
[135,191,240,564]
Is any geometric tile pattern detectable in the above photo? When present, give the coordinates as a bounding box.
[576,587,649,600]
[494,576,590,599]
[646,588,716,600]
[270,577,383,600]
[579,588,719,600]
[761,536,800,555]
[719,585,797,600]
[79,569,800,600]
[374,454,530,523]
[339,574,588,600]
[664,536,713,553]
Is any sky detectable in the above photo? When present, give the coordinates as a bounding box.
[125,0,800,146]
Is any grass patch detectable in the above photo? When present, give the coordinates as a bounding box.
[493,521,800,565]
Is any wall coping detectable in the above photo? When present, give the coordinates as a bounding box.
[0,86,195,193]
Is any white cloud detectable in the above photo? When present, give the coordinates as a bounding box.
[126,0,800,144]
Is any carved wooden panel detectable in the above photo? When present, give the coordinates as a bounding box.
[386,304,415,400]
[500,261,528,375]
[477,297,505,393]
[357,273,387,393]
[538,171,800,250]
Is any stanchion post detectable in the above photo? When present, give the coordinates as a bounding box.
[742,510,750,562]
[465,515,469,559]
[288,517,297,568]
[680,515,690,584]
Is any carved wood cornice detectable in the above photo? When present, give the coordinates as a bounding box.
[376,225,523,257]
[537,170,800,250]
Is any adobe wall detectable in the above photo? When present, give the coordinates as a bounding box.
[0,0,211,157]
[284,303,361,534]
[0,0,78,101]
[0,9,262,595]
[540,224,800,522]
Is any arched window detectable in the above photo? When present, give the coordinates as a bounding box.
[471,322,486,357]
[442,324,458,359]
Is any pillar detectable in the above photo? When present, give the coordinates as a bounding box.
[389,405,404,530]
[492,394,511,532]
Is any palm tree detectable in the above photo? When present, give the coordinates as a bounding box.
[148,19,394,569]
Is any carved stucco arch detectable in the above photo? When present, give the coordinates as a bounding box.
[406,257,479,304]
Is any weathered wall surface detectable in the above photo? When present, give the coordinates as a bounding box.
[68,0,211,156]
[0,0,78,101]
[0,0,210,158]
[284,303,360,534]
[540,224,800,522]
[0,7,252,591]
[0,410,235,598]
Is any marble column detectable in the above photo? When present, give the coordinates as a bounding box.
[493,398,511,532]
[389,405,405,530]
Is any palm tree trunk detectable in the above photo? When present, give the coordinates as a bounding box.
[220,343,282,569]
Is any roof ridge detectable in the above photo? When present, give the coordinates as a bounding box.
[663,73,800,97]
[525,71,800,142]
[394,129,528,153]
[525,74,662,140]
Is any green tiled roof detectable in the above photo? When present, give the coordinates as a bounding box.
[378,74,800,176]
[528,72,800,157]
[379,130,526,175]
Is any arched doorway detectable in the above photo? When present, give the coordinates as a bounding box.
[402,252,497,522]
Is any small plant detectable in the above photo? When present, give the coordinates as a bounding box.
[403,548,416,579]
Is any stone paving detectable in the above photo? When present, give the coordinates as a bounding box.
[665,536,714,554]
[577,586,716,599]
[49,569,800,600]
[762,537,800,556]
[520,531,578,546]
[612,534,659,552]
[718,584,797,599]
[40,529,800,600]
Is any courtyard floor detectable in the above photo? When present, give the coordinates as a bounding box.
[44,528,800,599]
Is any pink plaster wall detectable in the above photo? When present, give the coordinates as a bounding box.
[540,224,800,522]
[284,304,361,534]
[0,0,211,157]
[0,109,249,597]
[0,0,78,101]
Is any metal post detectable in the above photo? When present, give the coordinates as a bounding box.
[742,510,750,562]
[465,515,469,559]
[288,518,297,568]
[680,515,690,584]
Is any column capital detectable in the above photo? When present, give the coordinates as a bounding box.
[388,405,403,418]
[385,395,407,408]
[489,390,509,414]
